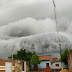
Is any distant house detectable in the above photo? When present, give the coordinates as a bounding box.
[31,56,52,71]
[0,59,29,72]
[31,56,68,71]
[38,56,52,70]
[68,50,72,71]
[51,57,68,70]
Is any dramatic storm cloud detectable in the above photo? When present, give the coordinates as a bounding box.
[0,0,72,58]
[0,18,56,38]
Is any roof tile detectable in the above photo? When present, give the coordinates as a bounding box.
[39,56,51,60]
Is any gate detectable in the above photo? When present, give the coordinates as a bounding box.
[5,62,12,72]
[22,61,26,72]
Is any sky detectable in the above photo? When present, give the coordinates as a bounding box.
[0,0,72,59]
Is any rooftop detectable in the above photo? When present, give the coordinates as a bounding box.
[39,56,51,60]
[52,57,60,62]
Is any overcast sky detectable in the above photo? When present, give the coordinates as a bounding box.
[0,0,72,58]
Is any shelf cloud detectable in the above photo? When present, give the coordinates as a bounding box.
[0,0,72,58]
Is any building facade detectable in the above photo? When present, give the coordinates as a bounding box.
[31,56,68,71]
[0,59,29,72]
[0,59,15,72]
[31,56,52,71]
[38,56,52,69]
[52,58,68,69]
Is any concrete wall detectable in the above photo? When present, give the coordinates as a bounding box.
[0,59,15,72]
[15,60,22,72]
[15,60,29,72]
[52,62,68,69]
[31,60,67,70]
[0,59,29,72]
[26,61,29,72]
[38,60,51,68]
[31,60,51,69]
[68,50,72,71]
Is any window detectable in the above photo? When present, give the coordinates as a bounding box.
[55,64,59,67]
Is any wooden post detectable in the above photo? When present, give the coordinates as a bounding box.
[70,55,72,72]
[12,48,13,72]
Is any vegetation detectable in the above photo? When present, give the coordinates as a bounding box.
[31,54,41,65]
[60,48,70,65]
[30,54,41,71]
[8,49,35,61]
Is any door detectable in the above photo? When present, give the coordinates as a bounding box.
[22,61,26,72]
[22,62,24,72]
[46,63,49,67]
[5,62,12,72]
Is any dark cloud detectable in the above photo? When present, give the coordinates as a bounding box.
[0,32,72,58]
[0,18,56,38]
[0,0,72,58]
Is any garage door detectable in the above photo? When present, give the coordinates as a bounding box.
[5,62,12,72]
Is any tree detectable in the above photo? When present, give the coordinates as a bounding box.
[30,54,41,71]
[60,48,70,65]
[8,49,35,61]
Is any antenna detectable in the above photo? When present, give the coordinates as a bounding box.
[52,0,61,55]
[52,0,63,70]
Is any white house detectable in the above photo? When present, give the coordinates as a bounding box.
[51,57,68,69]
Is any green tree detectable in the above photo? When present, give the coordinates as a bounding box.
[60,48,70,65]
[30,54,41,71]
[8,49,35,61]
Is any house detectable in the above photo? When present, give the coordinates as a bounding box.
[0,59,29,72]
[68,50,72,71]
[31,55,52,71]
[38,56,52,69]
[51,57,68,71]
[31,56,68,71]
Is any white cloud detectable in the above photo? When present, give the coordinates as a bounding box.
[0,17,56,38]
[0,0,72,26]
[0,0,72,58]
[0,32,72,58]
[0,17,72,58]
[66,22,72,34]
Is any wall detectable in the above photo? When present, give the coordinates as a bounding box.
[15,60,29,72]
[0,59,15,72]
[29,71,44,72]
[15,60,22,72]
[31,60,51,69]
[26,61,29,72]
[51,62,68,69]
[31,60,68,71]
[0,59,29,72]
[68,50,72,71]
[38,60,51,68]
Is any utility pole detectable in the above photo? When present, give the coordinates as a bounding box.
[12,48,14,72]
[12,48,13,60]
[52,0,63,70]
[70,55,72,72]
